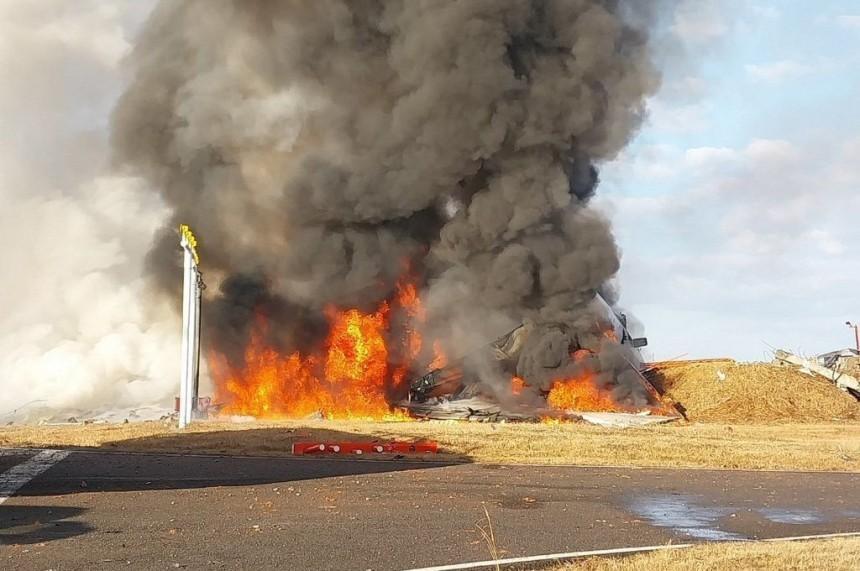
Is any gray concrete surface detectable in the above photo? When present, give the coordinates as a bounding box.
[1,448,858,570]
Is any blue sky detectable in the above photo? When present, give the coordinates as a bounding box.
[600,1,860,360]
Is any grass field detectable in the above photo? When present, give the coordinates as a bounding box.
[554,537,860,570]
[2,419,859,471]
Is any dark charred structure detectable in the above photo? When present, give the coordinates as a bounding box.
[403,292,670,420]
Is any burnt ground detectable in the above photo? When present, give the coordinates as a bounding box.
[0,448,858,571]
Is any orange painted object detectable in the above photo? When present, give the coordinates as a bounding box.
[384,441,439,454]
[291,441,438,455]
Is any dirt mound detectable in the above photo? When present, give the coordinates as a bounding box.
[646,360,859,423]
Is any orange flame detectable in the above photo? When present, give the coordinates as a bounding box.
[511,376,525,396]
[602,328,619,343]
[571,348,593,362]
[429,340,448,370]
[212,271,634,421]
[213,274,439,420]
[215,304,410,420]
[545,372,620,413]
[323,304,393,416]
[390,277,427,388]
[213,330,333,419]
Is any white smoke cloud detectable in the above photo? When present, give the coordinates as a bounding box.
[0,1,177,421]
[0,179,179,414]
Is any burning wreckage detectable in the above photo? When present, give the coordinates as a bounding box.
[402,294,677,423]
[203,283,679,425]
[113,2,681,426]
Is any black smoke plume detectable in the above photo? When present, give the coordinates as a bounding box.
[112,0,661,403]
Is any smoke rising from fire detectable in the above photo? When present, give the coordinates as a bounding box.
[113,0,662,407]
[0,1,177,421]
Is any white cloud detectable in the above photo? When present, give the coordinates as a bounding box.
[745,60,813,82]
[601,144,685,184]
[751,5,781,20]
[684,146,738,168]
[606,4,860,360]
[646,100,710,134]
[0,1,133,69]
[661,75,709,101]
[671,0,728,44]
[836,15,860,30]
[805,230,845,256]
[743,138,798,163]
[610,135,860,359]
[830,137,860,186]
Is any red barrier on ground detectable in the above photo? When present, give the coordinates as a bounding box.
[291,441,438,455]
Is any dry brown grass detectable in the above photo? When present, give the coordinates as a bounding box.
[647,360,858,423]
[552,537,860,571]
[2,419,859,471]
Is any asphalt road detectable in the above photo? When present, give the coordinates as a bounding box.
[1,448,858,570]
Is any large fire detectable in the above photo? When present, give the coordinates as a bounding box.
[213,276,429,420]
[545,348,633,413]
[546,372,619,413]
[211,276,642,420]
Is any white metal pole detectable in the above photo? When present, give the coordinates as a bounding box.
[179,237,194,429]
[191,269,202,412]
[184,265,199,425]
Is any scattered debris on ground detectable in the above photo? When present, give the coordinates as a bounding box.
[400,319,678,425]
[3,420,859,471]
[576,412,677,428]
[646,359,859,423]
[291,440,438,455]
[773,350,860,397]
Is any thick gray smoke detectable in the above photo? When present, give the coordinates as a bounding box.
[113,0,660,404]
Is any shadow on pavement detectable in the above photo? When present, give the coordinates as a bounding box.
[0,506,92,545]
[13,427,467,497]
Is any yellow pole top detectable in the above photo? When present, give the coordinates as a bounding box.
[179,224,200,265]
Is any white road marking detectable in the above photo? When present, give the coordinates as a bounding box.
[402,544,694,571]
[761,531,860,542]
[0,449,69,505]
[403,531,860,571]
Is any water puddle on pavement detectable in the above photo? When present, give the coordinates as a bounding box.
[759,508,824,524]
[626,493,850,541]
[627,493,744,540]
